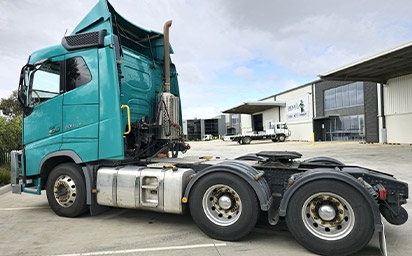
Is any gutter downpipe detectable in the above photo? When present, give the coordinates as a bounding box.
[380,83,387,143]
[163,20,173,93]
[380,83,386,129]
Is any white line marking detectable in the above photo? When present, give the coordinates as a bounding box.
[52,243,227,256]
[0,206,49,211]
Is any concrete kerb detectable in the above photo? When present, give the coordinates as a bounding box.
[0,184,11,195]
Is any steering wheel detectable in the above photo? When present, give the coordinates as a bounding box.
[32,90,41,104]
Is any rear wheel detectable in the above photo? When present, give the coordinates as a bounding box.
[46,163,88,217]
[272,137,279,142]
[189,173,260,241]
[242,137,252,144]
[286,180,374,256]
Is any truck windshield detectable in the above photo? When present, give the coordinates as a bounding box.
[18,59,59,111]
[30,62,60,102]
[277,124,288,129]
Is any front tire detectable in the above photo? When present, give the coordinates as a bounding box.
[286,180,374,256]
[278,135,286,142]
[189,173,260,241]
[46,163,88,217]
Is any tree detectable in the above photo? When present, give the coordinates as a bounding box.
[0,91,22,161]
[1,116,22,151]
[0,91,22,118]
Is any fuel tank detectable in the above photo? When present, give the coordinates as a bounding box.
[96,165,194,214]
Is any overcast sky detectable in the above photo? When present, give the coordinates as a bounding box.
[2,0,412,119]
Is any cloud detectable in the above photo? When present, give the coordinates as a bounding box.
[281,79,301,91]
[233,66,256,81]
[219,0,412,77]
[182,105,222,120]
[2,0,412,121]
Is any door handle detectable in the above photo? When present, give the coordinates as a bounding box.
[49,127,60,134]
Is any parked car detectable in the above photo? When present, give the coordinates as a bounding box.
[221,133,235,141]
[202,134,213,141]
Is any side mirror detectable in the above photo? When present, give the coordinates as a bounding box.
[18,64,34,116]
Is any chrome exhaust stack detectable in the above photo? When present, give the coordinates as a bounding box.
[163,20,172,93]
[158,20,180,140]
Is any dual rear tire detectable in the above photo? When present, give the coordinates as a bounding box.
[286,180,374,256]
[272,135,285,142]
[242,137,252,144]
[189,173,260,241]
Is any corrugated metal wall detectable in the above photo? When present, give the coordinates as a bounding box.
[385,74,412,115]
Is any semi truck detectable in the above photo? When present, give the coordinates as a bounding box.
[11,1,408,255]
[231,122,290,144]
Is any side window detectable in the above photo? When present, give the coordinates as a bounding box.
[65,57,91,92]
[31,61,61,104]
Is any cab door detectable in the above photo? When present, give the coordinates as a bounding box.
[23,57,64,176]
[60,49,100,163]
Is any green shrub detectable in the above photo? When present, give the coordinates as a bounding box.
[0,164,11,185]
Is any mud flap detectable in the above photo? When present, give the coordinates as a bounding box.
[379,223,387,256]
[268,204,279,225]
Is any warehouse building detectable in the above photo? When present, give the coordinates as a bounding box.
[320,40,412,144]
[223,82,315,141]
[183,115,227,140]
[196,40,412,144]
[223,79,379,142]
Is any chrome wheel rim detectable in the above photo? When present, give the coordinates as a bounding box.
[302,192,355,240]
[202,184,242,226]
[53,175,77,208]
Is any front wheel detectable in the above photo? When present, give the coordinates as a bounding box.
[46,163,88,217]
[286,180,374,256]
[189,173,260,241]
[278,135,286,142]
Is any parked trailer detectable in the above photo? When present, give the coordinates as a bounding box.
[11,1,408,255]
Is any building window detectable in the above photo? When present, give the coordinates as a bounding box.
[325,115,365,141]
[357,82,364,105]
[231,114,239,125]
[324,82,364,110]
[187,119,201,140]
[205,119,219,137]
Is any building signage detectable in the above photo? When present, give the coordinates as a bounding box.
[286,96,309,121]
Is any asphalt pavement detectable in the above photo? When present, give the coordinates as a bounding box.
[0,140,411,256]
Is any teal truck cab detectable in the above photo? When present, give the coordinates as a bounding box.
[11,1,408,255]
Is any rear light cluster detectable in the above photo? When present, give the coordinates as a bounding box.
[375,184,387,200]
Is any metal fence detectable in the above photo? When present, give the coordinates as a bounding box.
[0,151,10,165]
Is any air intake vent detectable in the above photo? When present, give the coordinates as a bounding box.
[62,30,107,51]
[158,93,180,140]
